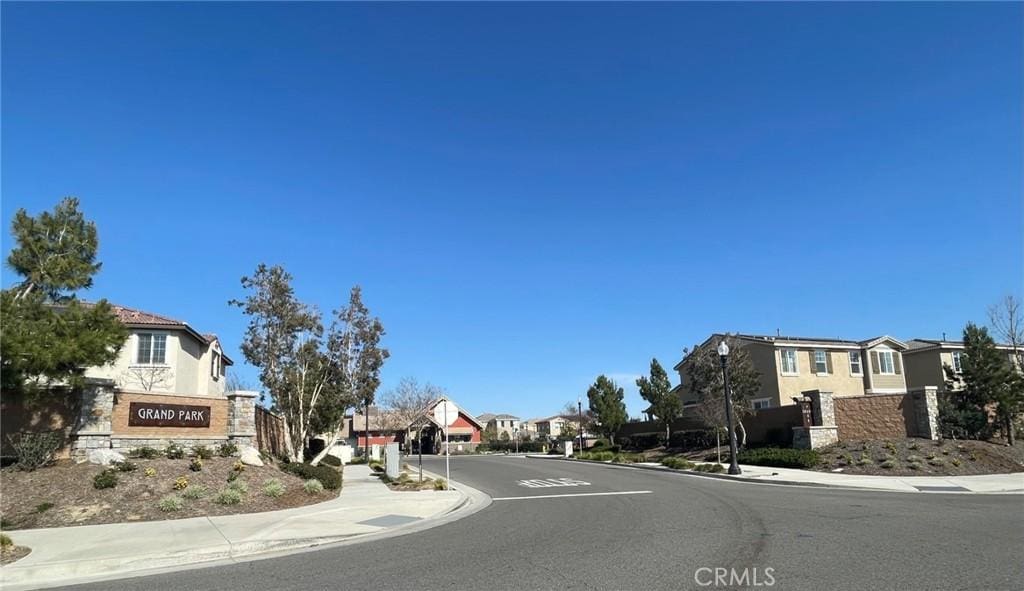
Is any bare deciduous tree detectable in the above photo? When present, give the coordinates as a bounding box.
[988,294,1024,366]
[379,377,444,450]
[119,366,173,392]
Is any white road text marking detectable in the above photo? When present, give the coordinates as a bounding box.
[517,478,591,488]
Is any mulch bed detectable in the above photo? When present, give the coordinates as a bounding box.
[812,438,1024,476]
[0,456,339,530]
[0,546,31,565]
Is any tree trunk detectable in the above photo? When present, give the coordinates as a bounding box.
[1006,415,1015,446]
[282,416,300,463]
[309,430,340,466]
[737,420,747,448]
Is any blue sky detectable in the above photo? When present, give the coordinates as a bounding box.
[3,3,1021,419]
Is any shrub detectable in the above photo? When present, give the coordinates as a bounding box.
[303,479,324,495]
[227,471,240,483]
[173,476,189,490]
[233,461,245,473]
[7,431,63,471]
[736,448,820,469]
[857,457,874,466]
[668,429,720,451]
[218,442,239,458]
[93,469,119,489]
[35,502,54,513]
[694,463,725,473]
[158,495,184,512]
[661,456,694,470]
[115,460,138,472]
[908,461,923,470]
[132,447,161,459]
[951,457,962,467]
[880,459,897,469]
[165,443,186,459]
[193,446,214,460]
[281,462,342,490]
[215,488,243,505]
[591,439,610,450]
[144,467,157,478]
[182,485,208,500]
[0,533,12,550]
[434,478,447,490]
[907,454,923,464]
[262,478,286,498]
[189,458,203,472]
[369,461,384,473]
[320,454,342,467]
[928,457,945,466]
[908,442,920,451]
[348,456,367,465]
[228,479,249,494]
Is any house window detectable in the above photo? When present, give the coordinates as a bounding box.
[849,351,862,375]
[878,351,895,374]
[751,398,772,410]
[780,349,798,375]
[952,351,963,373]
[136,333,167,365]
[211,351,222,380]
[814,350,828,374]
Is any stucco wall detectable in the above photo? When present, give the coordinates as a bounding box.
[112,391,229,439]
[864,345,908,391]
[775,348,866,404]
[903,349,947,391]
[834,394,914,440]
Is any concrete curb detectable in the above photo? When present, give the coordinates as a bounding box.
[0,471,492,591]
[533,456,1024,495]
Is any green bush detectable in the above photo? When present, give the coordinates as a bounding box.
[434,478,447,490]
[348,456,368,465]
[694,463,725,473]
[218,442,238,457]
[951,457,962,467]
[182,485,208,500]
[320,454,342,467]
[369,461,384,473]
[880,459,897,469]
[281,462,342,490]
[6,431,63,471]
[158,495,184,512]
[132,447,161,459]
[661,456,694,470]
[114,460,138,472]
[189,458,203,472]
[736,448,820,469]
[193,446,214,460]
[35,502,54,513]
[228,479,249,494]
[165,443,186,459]
[0,533,12,549]
[262,478,286,498]
[93,469,119,489]
[303,479,324,495]
[215,488,243,505]
[577,451,614,462]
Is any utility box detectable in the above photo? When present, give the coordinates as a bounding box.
[385,442,400,479]
[370,443,381,461]
[564,441,573,457]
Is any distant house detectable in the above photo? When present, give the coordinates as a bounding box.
[536,415,576,438]
[343,396,484,454]
[903,338,1023,392]
[674,333,910,409]
[478,413,521,439]
[85,304,233,396]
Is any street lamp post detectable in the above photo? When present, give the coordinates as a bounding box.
[717,340,742,475]
[577,396,584,455]
[514,427,519,455]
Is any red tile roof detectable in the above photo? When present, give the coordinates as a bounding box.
[101,304,231,364]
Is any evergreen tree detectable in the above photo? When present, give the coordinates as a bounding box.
[636,358,682,443]
[1,198,126,393]
[587,375,627,444]
[946,323,1023,444]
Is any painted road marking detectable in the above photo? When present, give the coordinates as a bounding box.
[493,490,653,501]
[517,478,590,488]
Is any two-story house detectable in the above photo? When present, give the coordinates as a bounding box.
[536,415,575,437]
[478,413,521,439]
[903,338,1022,392]
[85,305,233,396]
[673,333,909,409]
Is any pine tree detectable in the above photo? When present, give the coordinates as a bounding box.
[636,358,681,443]
[587,375,627,444]
[1,198,126,393]
[948,323,1023,444]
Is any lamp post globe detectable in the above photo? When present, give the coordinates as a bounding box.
[718,340,742,475]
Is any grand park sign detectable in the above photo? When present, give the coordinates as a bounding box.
[128,401,211,428]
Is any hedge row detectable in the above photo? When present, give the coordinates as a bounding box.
[281,462,343,489]
[736,447,820,469]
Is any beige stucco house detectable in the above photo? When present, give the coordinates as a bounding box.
[903,338,1022,392]
[536,415,575,437]
[84,305,233,397]
[478,413,522,438]
[673,333,909,409]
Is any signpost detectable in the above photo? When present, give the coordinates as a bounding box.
[433,399,458,490]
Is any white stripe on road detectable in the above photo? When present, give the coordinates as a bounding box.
[491,490,652,501]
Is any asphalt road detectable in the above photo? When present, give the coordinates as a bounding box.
[63,455,1023,591]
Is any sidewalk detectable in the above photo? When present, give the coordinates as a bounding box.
[0,465,476,591]
[534,455,1024,494]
